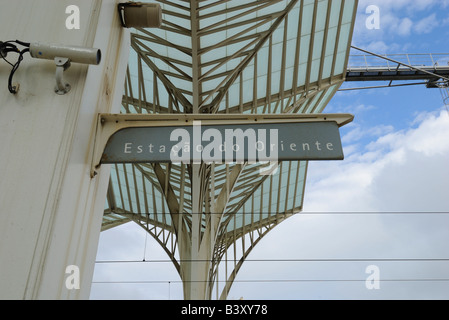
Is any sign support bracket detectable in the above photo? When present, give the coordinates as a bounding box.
[90,113,354,178]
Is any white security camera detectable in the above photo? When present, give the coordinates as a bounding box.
[29,42,102,94]
[29,42,101,65]
[1,40,101,94]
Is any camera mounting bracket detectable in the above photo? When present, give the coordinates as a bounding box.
[54,57,71,95]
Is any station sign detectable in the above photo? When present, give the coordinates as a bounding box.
[91,113,353,175]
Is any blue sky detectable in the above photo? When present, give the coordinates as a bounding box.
[90,1,449,300]
[339,0,449,138]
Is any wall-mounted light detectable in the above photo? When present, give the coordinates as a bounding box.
[118,2,162,28]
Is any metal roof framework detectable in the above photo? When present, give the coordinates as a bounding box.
[101,0,358,300]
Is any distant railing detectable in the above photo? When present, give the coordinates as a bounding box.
[346,51,449,110]
[348,53,449,71]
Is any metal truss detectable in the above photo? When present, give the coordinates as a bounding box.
[102,0,358,300]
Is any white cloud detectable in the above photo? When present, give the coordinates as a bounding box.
[305,109,449,212]
[397,17,413,36]
[414,13,440,34]
[358,0,439,13]
[342,123,395,145]
[231,109,449,299]
[353,0,446,49]
[364,40,389,53]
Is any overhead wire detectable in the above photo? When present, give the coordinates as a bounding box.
[96,211,449,286]
[95,258,449,264]
[92,278,449,284]
[93,258,449,285]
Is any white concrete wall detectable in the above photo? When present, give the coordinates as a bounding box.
[0,0,129,299]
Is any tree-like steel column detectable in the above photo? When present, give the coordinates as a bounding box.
[102,0,359,300]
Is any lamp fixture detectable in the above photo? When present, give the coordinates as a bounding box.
[118,2,162,28]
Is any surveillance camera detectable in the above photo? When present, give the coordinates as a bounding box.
[29,42,101,65]
[1,40,101,94]
[118,2,162,28]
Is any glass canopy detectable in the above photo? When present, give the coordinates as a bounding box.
[101,0,358,300]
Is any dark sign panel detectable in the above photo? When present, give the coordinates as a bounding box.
[101,121,345,164]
